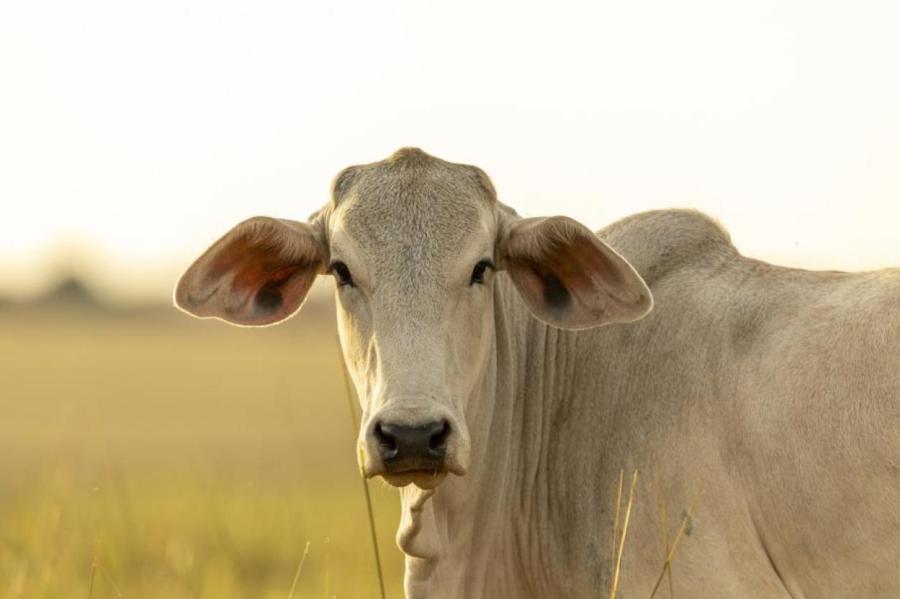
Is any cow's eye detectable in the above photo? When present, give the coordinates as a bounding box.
[328,261,355,287]
[470,259,494,285]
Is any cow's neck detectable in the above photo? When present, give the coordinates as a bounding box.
[398,274,595,597]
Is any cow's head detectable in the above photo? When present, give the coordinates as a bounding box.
[175,148,652,489]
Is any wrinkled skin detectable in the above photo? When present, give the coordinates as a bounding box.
[176,148,900,598]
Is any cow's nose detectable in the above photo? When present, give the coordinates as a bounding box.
[374,420,450,469]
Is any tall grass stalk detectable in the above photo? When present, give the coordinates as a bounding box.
[86,557,98,599]
[98,563,124,599]
[287,541,311,599]
[610,469,624,581]
[609,470,639,599]
[336,337,387,599]
[648,480,705,599]
[653,471,673,599]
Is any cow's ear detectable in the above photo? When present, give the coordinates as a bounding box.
[498,216,652,330]
[174,216,328,326]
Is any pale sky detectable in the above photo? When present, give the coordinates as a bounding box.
[2,1,900,301]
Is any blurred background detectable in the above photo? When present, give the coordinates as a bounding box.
[2,0,900,597]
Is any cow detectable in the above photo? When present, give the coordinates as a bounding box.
[175,147,900,598]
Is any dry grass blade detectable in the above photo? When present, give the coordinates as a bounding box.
[653,470,673,599]
[611,469,624,580]
[86,557,98,599]
[98,563,124,599]
[649,479,706,599]
[87,539,100,599]
[287,541,311,599]
[336,336,387,599]
[610,469,639,599]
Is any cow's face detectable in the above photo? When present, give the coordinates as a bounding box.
[323,150,500,489]
[175,148,652,490]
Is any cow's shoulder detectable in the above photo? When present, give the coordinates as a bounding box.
[598,209,737,286]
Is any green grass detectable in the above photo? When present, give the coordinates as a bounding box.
[0,307,404,598]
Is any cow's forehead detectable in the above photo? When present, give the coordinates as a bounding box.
[327,148,497,262]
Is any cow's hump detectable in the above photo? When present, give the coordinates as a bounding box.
[598,209,737,286]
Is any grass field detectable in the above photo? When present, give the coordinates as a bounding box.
[0,304,404,598]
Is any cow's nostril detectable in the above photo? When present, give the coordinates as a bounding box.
[429,420,451,453]
[374,422,399,459]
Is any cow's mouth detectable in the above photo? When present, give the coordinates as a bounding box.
[381,469,448,490]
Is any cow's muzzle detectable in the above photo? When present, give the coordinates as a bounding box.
[374,420,450,472]
[361,407,469,489]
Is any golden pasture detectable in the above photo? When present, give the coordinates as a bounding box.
[0,303,404,598]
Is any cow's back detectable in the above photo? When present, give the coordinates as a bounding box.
[727,258,900,596]
[589,209,900,597]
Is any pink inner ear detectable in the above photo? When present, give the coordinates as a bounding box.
[252,265,302,313]
[503,216,650,329]
[523,237,588,302]
[176,216,325,326]
[562,236,627,294]
[204,236,315,322]
[506,218,625,297]
[513,258,573,314]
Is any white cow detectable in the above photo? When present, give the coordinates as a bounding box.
[176,148,900,598]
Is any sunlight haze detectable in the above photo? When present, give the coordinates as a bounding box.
[2,0,900,301]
